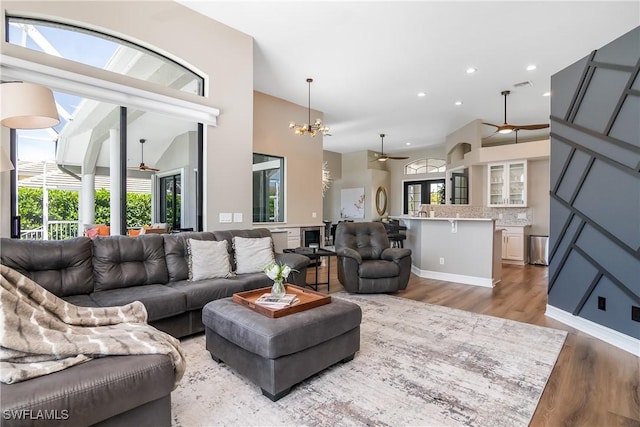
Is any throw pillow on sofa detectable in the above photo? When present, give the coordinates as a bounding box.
[187,239,232,280]
[233,236,275,274]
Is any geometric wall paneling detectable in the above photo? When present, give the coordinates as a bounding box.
[549,26,640,343]
[580,276,640,339]
[573,161,640,249]
[592,27,640,67]
[573,68,631,133]
[576,223,640,292]
[549,248,600,311]
[550,56,590,120]
[609,94,639,144]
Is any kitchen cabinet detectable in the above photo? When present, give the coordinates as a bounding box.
[285,227,301,249]
[501,226,529,264]
[488,161,527,207]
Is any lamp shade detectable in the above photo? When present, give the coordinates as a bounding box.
[0,147,14,172]
[0,82,60,129]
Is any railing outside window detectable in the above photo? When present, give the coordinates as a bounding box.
[21,220,79,240]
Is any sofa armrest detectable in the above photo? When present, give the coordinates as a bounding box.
[274,252,310,288]
[337,247,362,264]
[275,252,310,271]
[381,248,411,262]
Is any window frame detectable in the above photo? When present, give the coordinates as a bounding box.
[5,16,209,237]
[403,179,445,215]
[252,153,285,223]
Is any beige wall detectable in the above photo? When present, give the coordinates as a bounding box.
[322,150,341,222]
[527,159,550,235]
[386,145,447,216]
[253,91,323,226]
[0,1,253,233]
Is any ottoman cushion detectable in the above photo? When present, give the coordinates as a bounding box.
[203,297,361,359]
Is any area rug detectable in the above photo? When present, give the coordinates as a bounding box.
[172,293,567,426]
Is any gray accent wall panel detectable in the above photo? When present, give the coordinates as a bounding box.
[573,68,630,133]
[550,56,589,119]
[582,277,639,339]
[609,96,640,145]
[549,26,640,340]
[592,28,640,67]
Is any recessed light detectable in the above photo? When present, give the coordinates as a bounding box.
[417,92,426,97]
[405,142,411,146]
[455,101,463,106]
[466,67,477,74]
[543,92,551,97]
[526,64,537,71]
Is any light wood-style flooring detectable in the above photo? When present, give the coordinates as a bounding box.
[307,261,640,426]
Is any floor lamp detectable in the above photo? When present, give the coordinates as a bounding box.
[0,81,60,238]
[0,81,60,171]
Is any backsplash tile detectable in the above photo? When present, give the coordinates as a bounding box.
[415,205,532,226]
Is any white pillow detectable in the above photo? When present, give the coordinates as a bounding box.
[233,236,275,274]
[187,239,232,280]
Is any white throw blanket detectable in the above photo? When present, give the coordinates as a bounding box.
[0,264,185,387]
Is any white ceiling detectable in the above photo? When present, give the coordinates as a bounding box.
[178,1,639,154]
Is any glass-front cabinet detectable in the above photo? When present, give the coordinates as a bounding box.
[487,161,527,207]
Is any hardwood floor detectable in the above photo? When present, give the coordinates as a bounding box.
[307,262,640,427]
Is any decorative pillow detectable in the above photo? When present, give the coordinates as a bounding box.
[233,236,275,274]
[187,239,232,281]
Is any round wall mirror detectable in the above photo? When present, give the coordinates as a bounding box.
[375,186,387,216]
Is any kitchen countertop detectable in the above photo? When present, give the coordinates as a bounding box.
[395,216,494,221]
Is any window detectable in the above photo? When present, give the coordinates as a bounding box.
[253,154,284,223]
[403,179,445,215]
[450,170,469,205]
[7,17,204,95]
[159,174,181,230]
[404,158,446,175]
[6,17,205,239]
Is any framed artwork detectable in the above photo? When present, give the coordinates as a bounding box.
[341,188,365,219]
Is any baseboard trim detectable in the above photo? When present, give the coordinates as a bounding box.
[545,305,640,356]
[411,265,494,288]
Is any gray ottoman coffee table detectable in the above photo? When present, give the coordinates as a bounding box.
[203,297,362,401]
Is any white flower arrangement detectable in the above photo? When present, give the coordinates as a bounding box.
[263,262,293,283]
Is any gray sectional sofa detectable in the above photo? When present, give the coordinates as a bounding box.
[0,229,310,427]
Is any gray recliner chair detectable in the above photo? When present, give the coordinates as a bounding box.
[335,222,412,293]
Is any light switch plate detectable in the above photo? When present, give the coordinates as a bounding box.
[233,213,243,223]
[219,213,232,223]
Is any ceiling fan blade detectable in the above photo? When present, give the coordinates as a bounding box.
[482,122,501,129]
[131,163,159,172]
[387,156,409,160]
[512,123,550,131]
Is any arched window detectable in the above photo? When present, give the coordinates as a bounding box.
[7,17,204,95]
[5,16,210,238]
[404,158,446,175]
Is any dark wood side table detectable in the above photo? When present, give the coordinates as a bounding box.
[283,247,336,292]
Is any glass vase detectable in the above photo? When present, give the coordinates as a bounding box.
[271,280,286,298]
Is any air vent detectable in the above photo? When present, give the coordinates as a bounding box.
[513,80,534,88]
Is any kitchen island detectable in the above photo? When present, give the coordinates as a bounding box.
[396,217,502,287]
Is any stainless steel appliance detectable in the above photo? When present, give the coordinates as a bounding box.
[529,235,549,265]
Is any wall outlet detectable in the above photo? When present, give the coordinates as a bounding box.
[517,213,527,219]
[311,212,317,218]
[233,213,243,223]
[632,306,640,322]
[219,213,232,223]
[597,296,606,311]
[439,257,445,265]
[498,213,503,220]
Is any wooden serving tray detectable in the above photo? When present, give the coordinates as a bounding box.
[232,284,331,318]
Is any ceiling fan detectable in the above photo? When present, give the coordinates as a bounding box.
[373,134,409,162]
[129,138,159,172]
[483,90,549,135]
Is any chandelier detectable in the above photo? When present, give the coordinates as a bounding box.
[289,78,330,137]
